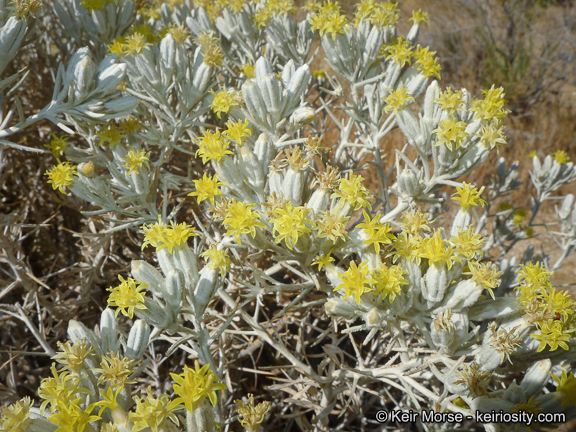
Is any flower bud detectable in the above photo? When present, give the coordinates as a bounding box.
[254,133,274,173]
[468,297,519,321]
[194,266,219,316]
[290,107,315,128]
[450,209,472,237]
[423,263,448,308]
[239,145,265,191]
[125,320,151,361]
[435,279,481,313]
[520,359,551,397]
[261,74,281,115]
[363,308,381,327]
[307,189,330,213]
[558,194,575,221]
[100,308,120,355]
[396,109,421,147]
[131,260,165,295]
[68,320,102,358]
[96,62,126,95]
[173,246,200,292]
[0,17,26,76]
[283,168,305,205]
[397,168,423,199]
[78,161,95,178]
[325,297,357,320]
[156,248,176,277]
[165,268,184,311]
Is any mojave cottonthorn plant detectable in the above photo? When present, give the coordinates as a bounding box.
[1,0,576,431]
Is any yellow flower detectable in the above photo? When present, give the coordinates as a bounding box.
[124,33,151,55]
[331,173,372,210]
[194,129,233,163]
[357,211,395,254]
[383,86,414,113]
[165,23,190,44]
[94,352,138,388]
[80,0,111,11]
[388,231,422,264]
[52,340,94,374]
[139,4,161,21]
[47,399,100,432]
[254,0,296,28]
[97,122,125,148]
[224,119,252,146]
[160,221,198,253]
[478,122,507,150]
[141,217,168,250]
[315,210,349,243]
[202,42,224,66]
[240,62,255,78]
[132,24,160,43]
[373,264,408,302]
[470,85,510,121]
[236,394,271,432]
[413,45,441,79]
[400,208,433,235]
[38,364,88,414]
[312,69,327,79]
[531,319,570,352]
[517,262,553,289]
[210,87,239,118]
[435,87,464,115]
[223,199,266,244]
[451,182,487,211]
[512,208,526,225]
[141,216,198,253]
[309,1,348,40]
[553,150,570,164]
[108,37,126,57]
[528,150,538,158]
[201,244,232,274]
[433,118,469,151]
[45,133,69,158]
[170,361,227,413]
[92,386,123,417]
[353,0,376,26]
[130,386,182,432]
[312,253,335,270]
[465,260,501,300]
[409,9,427,24]
[122,147,151,175]
[188,173,225,205]
[0,397,33,432]
[119,117,141,134]
[335,261,375,305]
[419,229,459,269]
[45,161,77,194]
[450,226,485,260]
[551,371,576,407]
[107,275,147,319]
[372,7,402,28]
[543,287,575,321]
[386,38,413,67]
[270,203,315,250]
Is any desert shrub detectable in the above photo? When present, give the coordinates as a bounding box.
[1,1,576,431]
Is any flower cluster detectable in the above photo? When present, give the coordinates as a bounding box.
[141,218,198,253]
